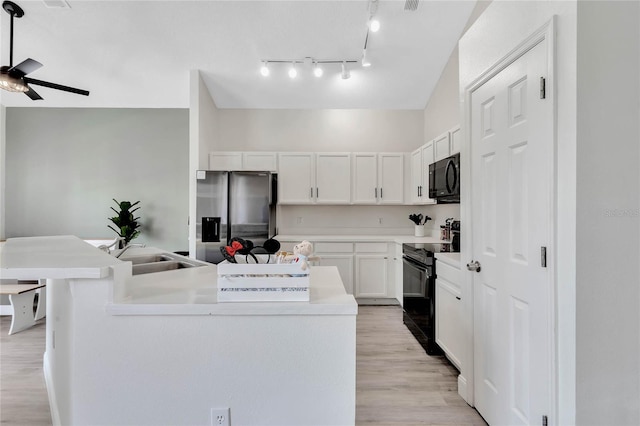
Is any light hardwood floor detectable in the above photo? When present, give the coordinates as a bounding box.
[1,306,486,425]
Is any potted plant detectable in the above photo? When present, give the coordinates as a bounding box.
[108,199,141,247]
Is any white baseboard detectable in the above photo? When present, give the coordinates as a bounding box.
[458,374,473,406]
[356,298,400,306]
[43,352,61,426]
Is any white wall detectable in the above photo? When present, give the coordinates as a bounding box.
[215,109,424,152]
[575,1,640,424]
[5,108,189,251]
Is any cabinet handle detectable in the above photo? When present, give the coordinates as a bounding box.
[375,188,378,198]
[380,188,383,199]
[456,296,461,300]
[310,187,313,198]
[316,187,319,198]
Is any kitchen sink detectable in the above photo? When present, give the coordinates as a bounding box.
[120,252,207,276]
[122,254,174,265]
[132,261,199,275]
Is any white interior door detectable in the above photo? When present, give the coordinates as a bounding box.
[470,39,553,425]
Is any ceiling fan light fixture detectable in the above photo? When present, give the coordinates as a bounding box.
[260,61,270,77]
[0,69,28,92]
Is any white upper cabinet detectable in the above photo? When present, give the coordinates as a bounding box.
[315,153,351,204]
[434,131,451,162]
[378,153,404,204]
[353,153,404,204]
[278,153,315,204]
[278,153,351,204]
[243,152,278,172]
[209,152,277,172]
[209,152,243,170]
[410,142,435,204]
[352,153,378,204]
[450,125,462,155]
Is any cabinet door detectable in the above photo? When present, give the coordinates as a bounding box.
[436,278,463,370]
[450,126,462,155]
[277,153,314,204]
[315,153,351,204]
[421,142,435,204]
[354,254,387,298]
[319,255,354,294]
[410,148,423,203]
[378,153,404,204]
[209,152,242,171]
[352,153,378,204]
[243,152,277,172]
[434,132,451,162]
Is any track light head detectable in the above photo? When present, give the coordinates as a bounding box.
[361,50,371,68]
[260,61,270,77]
[369,18,380,33]
[313,62,323,78]
[341,61,351,80]
[288,62,297,79]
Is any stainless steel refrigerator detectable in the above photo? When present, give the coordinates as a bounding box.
[196,171,277,264]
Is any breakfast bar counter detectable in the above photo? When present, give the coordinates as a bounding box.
[0,236,357,426]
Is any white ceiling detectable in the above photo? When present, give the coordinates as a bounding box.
[0,0,476,109]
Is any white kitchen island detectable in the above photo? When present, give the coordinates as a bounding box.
[0,236,357,426]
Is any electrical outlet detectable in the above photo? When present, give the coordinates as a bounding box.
[211,408,230,426]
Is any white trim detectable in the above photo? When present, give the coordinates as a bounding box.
[43,352,61,426]
[460,17,558,422]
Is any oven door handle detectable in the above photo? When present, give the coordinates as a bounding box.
[402,256,428,273]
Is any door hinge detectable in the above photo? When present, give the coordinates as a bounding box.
[542,414,548,426]
[541,246,547,268]
[540,77,546,99]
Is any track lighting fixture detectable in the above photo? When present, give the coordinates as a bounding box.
[258,0,380,81]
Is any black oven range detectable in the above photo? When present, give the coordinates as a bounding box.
[402,242,451,355]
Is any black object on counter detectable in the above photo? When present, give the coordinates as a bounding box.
[202,217,221,242]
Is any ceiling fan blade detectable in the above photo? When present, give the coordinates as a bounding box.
[9,58,43,77]
[24,85,43,101]
[23,77,89,96]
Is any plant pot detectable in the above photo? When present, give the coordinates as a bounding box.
[414,225,425,237]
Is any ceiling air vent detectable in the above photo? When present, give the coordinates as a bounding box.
[42,0,70,9]
[404,0,419,11]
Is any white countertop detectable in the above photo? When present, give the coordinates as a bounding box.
[0,236,357,316]
[435,252,462,268]
[275,234,451,245]
[0,235,121,280]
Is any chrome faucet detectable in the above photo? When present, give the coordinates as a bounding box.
[114,243,146,258]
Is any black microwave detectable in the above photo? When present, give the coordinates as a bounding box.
[428,153,460,203]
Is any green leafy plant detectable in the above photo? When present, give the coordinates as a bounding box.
[108,199,141,246]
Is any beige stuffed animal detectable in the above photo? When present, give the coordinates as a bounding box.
[293,240,314,271]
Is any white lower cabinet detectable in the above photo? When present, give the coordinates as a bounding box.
[354,242,389,298]
[435,259,464,371]
[314,242,354,295]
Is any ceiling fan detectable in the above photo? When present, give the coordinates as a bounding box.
[0,0,89,100]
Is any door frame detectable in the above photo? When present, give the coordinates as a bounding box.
[459,17,557,421]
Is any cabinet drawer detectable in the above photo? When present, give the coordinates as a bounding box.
[436,260,461,285]
[314,242,354,253]
[355,242,388,253]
